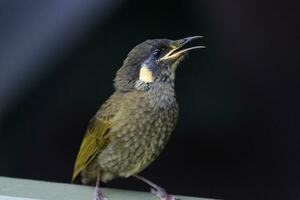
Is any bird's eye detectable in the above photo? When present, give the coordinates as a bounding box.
[152,49,162,58]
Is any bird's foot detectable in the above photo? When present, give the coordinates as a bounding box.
[94,174,108,200]
[94,187,108,200]
[133,175,179,200]
[150,186,180,200]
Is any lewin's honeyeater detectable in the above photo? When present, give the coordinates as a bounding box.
[72,36,204,200]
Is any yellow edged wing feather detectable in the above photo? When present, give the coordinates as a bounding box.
[72,92,122,182]
[72,117,112,182]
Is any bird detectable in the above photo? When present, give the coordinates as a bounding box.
[72,36,204,200]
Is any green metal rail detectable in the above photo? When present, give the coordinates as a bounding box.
[0,177,213,200]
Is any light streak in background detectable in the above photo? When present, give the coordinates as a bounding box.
[0,0,125,117]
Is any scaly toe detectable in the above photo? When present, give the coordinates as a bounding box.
[94,191,108,200]
[150,188,179,200]
[166,195,180,200]
[94,195,108,200]
[151,188,167,199]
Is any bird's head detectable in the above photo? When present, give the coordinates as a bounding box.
[114,36,204,91]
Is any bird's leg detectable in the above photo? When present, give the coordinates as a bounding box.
[133,175,179,200]
[94,174,108,200]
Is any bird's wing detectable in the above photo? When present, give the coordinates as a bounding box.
[72,94,121,182]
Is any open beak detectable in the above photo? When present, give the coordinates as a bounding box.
[159,36,205,61]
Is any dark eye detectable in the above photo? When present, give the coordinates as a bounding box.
[152,49,162,58]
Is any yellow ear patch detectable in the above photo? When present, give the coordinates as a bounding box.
[139,65,153,83]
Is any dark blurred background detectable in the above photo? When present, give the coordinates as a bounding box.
[0,0,299,199]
